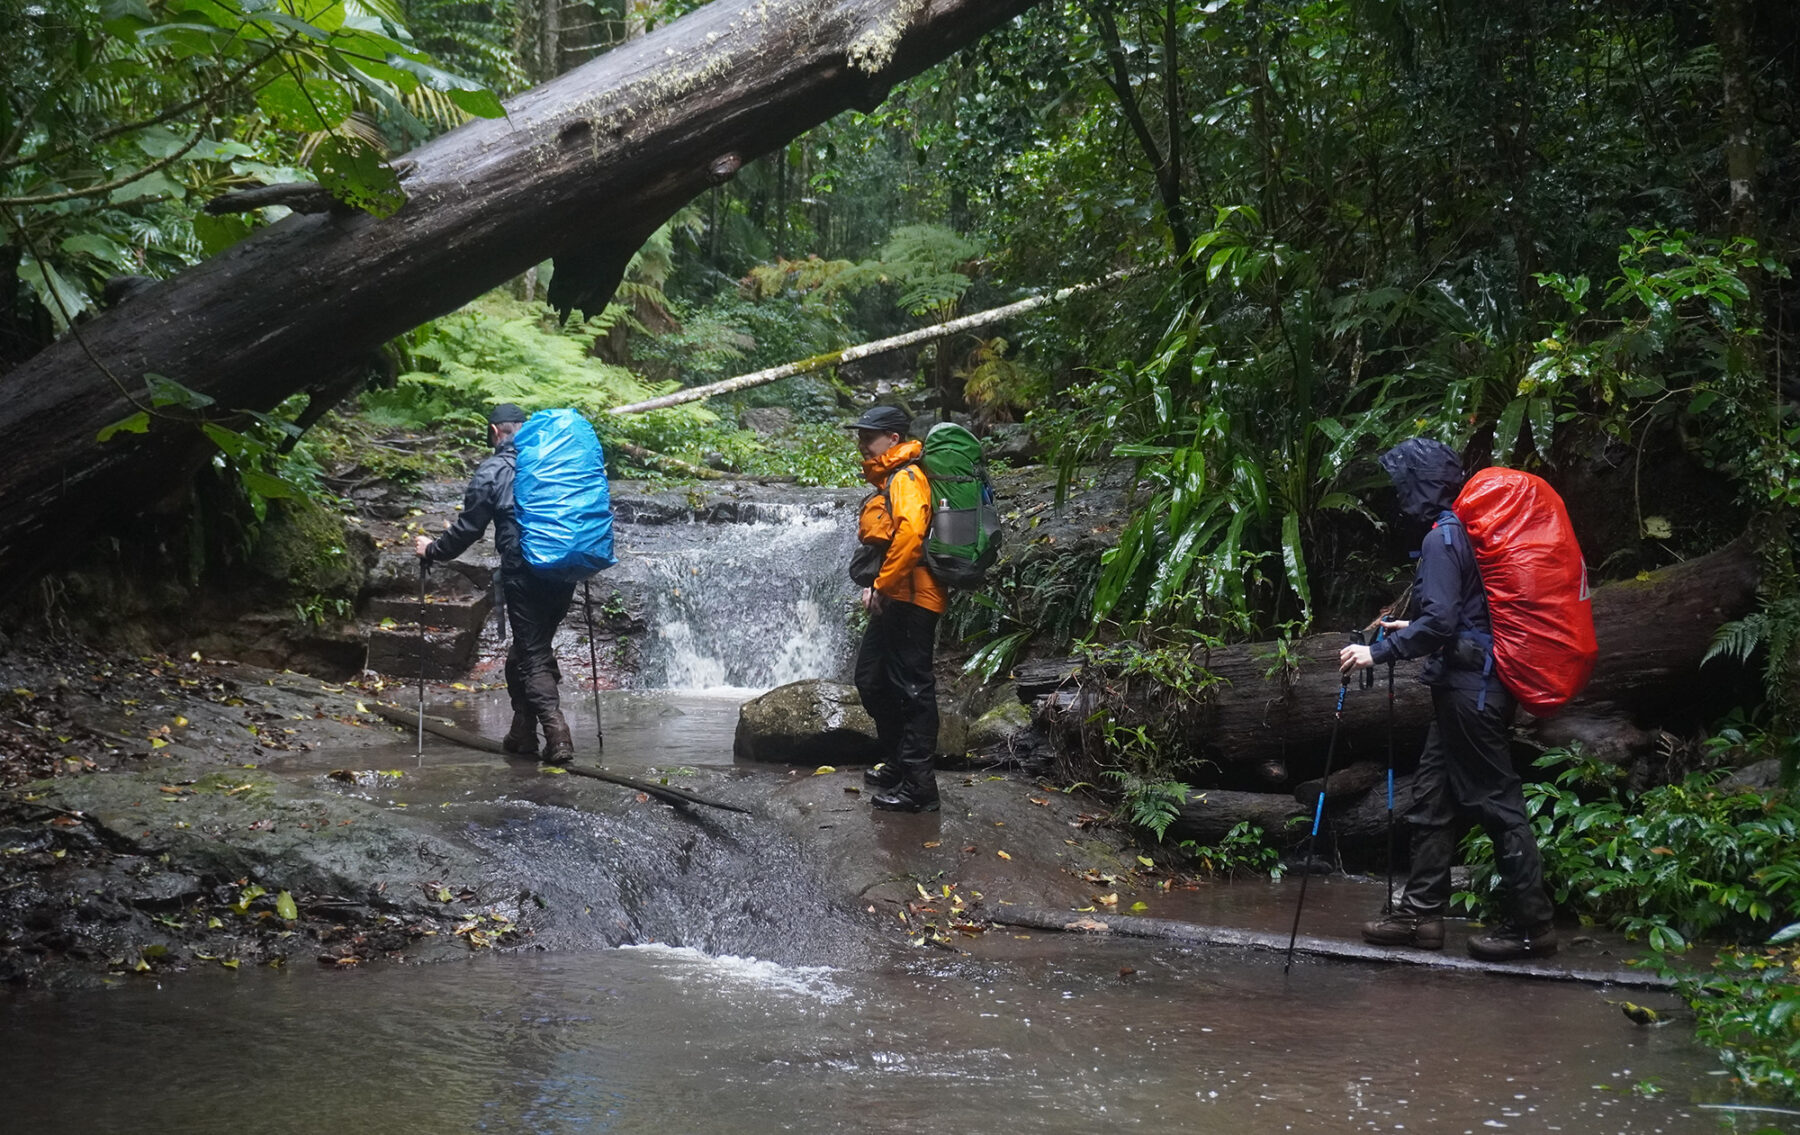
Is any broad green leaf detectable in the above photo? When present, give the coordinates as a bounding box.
[309,136,406,218]
[193,213,252,257]
[239,469,300,500]
[97,412,151,443]
[447,87,505,120]
[275,890,298,920]
[256,73,353,131]
[146,374,216,410]
[1280,510,1311,616]
[17,256,92,331]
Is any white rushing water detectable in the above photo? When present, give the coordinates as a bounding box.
[631,502,860,692]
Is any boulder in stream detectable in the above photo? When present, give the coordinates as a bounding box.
[733,679,882,765]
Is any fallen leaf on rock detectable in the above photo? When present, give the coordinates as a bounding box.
[996,850,1011,861]
[1096,893,1119,907]
[813,765,837,776]
[922,840,940,848]
[1029,797,1050,806]
[1063,918,1109,932]
[843,786,861,795]
[962,845,977,853]
[1130,901,1150,912]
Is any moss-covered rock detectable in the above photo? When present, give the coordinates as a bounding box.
[253,497,376,597]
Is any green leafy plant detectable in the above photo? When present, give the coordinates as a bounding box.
[1457,751,1800,952]
[1658,923,1800,1100]
[1180,821,1285,880]
[1100,766,1191,843]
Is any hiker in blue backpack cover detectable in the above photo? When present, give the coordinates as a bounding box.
[1338,438,1558,961]
[415,403,578,764]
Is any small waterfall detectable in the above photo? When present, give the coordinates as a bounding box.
[631,501,861,692]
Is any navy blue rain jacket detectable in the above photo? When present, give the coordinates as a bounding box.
[1368,439,1493,691]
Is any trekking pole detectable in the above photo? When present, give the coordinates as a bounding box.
[582,579,603,753]
[1284,648,1353,974]
[416,557,428,761]
[1382,645,1398,915]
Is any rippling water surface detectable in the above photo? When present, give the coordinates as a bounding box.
[2,934,1749,1134]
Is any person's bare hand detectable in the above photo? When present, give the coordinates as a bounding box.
[414,535,432,558]
[1339,643,1373,676]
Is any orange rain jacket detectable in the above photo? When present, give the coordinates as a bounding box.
[857,439,946,614]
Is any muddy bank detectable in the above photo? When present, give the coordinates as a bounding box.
[0,643,1139,989]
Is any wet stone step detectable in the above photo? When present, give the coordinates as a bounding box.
[363,592,493,631]
[365,625,480,680]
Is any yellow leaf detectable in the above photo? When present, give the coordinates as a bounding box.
[150,737,168,749]
[355,701,370,713]
[1137,856,1155,868]
[922,840,941,848]
[173,716,188,728]
[997,850,1012,861]
[190,652,202,662]
[812,765,837,776]
[450,682,468,690]
[1097,893,1119,907]
[540,766,567,776]
[1130,901,1149,912]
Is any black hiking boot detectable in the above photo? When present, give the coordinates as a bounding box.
[502,712,539,758]
[1467,921,1558,961]
[863,763,903,790]
[871,779,940,813]
[540,714,575,765]
[1360,911,1446,950]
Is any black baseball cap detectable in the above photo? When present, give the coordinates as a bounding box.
[842,405,910,435]
[487,403,529,424]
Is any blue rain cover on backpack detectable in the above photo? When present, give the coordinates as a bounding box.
[512,408,616,580]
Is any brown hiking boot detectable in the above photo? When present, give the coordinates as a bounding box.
[1361,911,1446,950]
[501,712,539,758]
[1467,921,1558,961]
[540,714,575,765]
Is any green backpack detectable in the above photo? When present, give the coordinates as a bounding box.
[921,422,1001,588]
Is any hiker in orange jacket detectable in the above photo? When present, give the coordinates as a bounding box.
[844,405,943,813]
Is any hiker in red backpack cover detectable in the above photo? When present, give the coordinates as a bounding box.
[1338,438,1558,961]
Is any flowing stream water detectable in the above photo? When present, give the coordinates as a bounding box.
[2,507,1779,1133]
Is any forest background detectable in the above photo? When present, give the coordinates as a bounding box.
[3,0,1799,1100]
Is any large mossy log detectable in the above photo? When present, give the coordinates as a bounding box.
[1037,537,1761,788]
[0,0,1039,598]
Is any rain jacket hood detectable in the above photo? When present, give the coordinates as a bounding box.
[1380,438,1466,525]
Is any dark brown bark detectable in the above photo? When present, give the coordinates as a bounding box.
[1036,538,1761,783]
[0,0,1041,600]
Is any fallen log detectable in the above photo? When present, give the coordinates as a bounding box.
[0,0,1043,598]
[370,702,751,814]
[1035,537,1760,784]
[986,905,1672,988]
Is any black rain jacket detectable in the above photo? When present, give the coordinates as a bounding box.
[1368,439,1493,691]
[423,439,524,573]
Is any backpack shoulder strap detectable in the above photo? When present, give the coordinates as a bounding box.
[1435,508,1461,546]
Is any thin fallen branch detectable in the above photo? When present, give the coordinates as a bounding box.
[608,271,1129,416]
[609,439,728,480]
[370,702,752,814]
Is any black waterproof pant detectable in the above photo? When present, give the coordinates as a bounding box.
[1398,682,1555,928]
[502,569,576,730]
[854,598,939,789]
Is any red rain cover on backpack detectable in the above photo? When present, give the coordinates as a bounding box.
[1453,468,1598,715]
